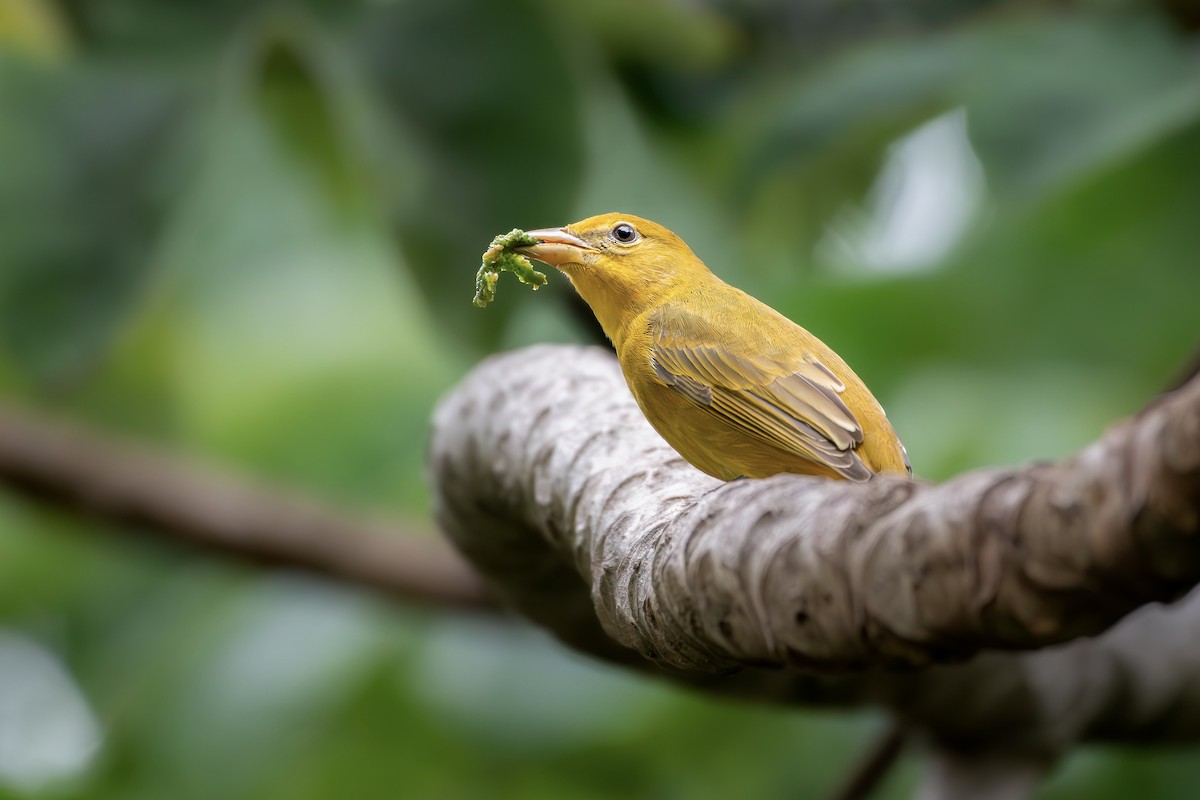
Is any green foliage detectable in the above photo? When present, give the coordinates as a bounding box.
[1,1,1198,798]
[0,56,188,389]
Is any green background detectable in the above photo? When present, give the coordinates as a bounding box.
[1,0,1198,797]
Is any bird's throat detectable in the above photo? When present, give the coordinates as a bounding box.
[564,269,666,348]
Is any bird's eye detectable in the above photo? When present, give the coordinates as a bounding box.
[610,223,638,244]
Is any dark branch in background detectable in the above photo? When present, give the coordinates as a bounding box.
[828,722,909,800]
[429,344,1200,799]
[0,404,493,611]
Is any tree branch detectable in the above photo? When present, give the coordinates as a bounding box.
[431,344,1200,670]
[0,403,493,610]
[428,344,1200,751]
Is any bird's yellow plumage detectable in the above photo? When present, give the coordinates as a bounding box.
[516,212,910,482]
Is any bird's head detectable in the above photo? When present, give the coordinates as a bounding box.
[518,213,711,321]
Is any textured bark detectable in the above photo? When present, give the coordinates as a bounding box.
[429,344,1200,750]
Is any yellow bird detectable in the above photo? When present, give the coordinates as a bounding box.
[517,212,910,482]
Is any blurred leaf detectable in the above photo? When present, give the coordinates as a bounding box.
[738,11,1200,269]
[96,13,458,510]
[736,0,1005,51]
[120,579,386,800]
[560,0,744,72]
[251,14,367,219]
[57,0,264,54]
[887,363,1138,480]
[0,57,190,391]
[352,0,586,350]
[1044,746,1200,800]
[571,68,738,288]
[410,618,669,753]
[0,629,101,794]
[954,14,1200,199]
[0,0,69,61]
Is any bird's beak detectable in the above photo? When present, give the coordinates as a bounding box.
[517,227,595,269]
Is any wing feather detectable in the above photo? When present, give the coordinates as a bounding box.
[648,306,870,480]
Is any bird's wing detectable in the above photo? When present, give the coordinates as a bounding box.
[648,306,871,480]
